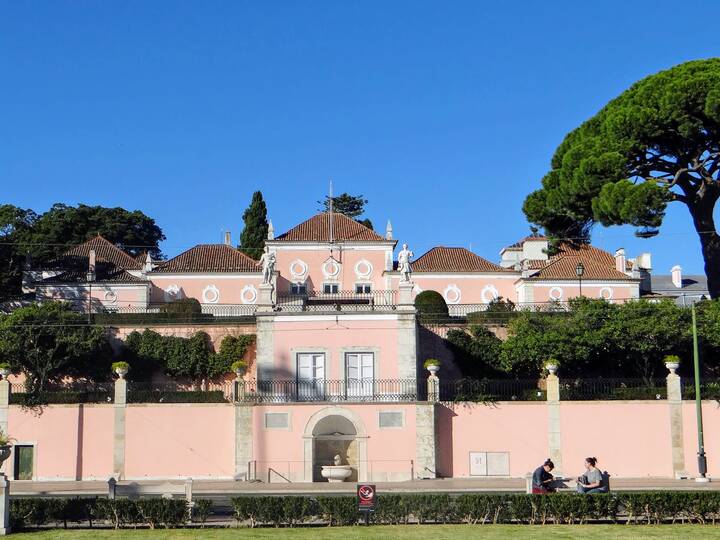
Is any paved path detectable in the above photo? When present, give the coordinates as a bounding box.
[8,476,718,497]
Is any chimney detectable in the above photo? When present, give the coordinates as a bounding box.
[385,220,393,240]
[87,249,96,282]
[671,265,683,288]
[224,231,231,246]
[614,248,626,273]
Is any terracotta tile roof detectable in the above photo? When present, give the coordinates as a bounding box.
[528,243,633,280]
[49,235,143,271]
[411,247,508,273]
[39,267,146,284]
[275,213,386,242]
[154,244,260,273]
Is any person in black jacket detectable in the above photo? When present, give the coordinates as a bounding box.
[532,459,556,494]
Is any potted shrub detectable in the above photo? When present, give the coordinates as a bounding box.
[231,361,247,378]
[664,355,681,374]
[0,430,13,468]
[544,359,560,375]
[0,363,11,380]
[423,358,441,375]
[111,361,130,379]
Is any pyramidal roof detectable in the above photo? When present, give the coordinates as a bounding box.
[154,244,260,273]
[55,235,143,271]
[275,212,386,242]
[527,242,634,280]
[411,247,507,273]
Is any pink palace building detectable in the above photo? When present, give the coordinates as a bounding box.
[13,213,709,483]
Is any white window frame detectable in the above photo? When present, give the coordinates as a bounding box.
[322,283,339,294]
[355,283,372,294]
[290,283,307,295]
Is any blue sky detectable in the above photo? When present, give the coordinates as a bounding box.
[2,1,719,274]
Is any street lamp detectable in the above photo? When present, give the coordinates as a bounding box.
[575,262,585,298]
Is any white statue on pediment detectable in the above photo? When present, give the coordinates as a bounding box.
[398,243,414,283]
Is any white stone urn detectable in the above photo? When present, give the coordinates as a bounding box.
[114,367,128,379]
[0,368,10,380]
[321,455,352,483]
[0,445,10,469]
[426,364,440,376]
[545,363,558,375]
[665,361,680,375]
[234,368,245,379]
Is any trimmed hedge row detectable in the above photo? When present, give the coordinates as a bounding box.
[10,497,212,530]
[12,492,720,529]
[231,492,720,526]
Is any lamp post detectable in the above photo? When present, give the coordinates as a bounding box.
[575,262,585,298]
[692,304,709,482]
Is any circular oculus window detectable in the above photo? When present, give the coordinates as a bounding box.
[354,259,373,279]
[202,285,220,304]
[241,284,258,304]
[549,287,564,301]
[289,259,308,279]
[481,284,500,304]
[444,284,462,304]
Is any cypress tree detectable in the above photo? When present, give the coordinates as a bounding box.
[239,191,268,260]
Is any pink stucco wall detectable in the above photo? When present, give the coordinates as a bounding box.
[252,403,417,481]
[36,284,148,309]
[124,404,235,479]
[532,283,638,303]
[560,401,671,478]
[445,402,548,477]
[682,402,720,478]
[149,275,263,305]
[8,405,114,480]
[409,275,518,305]
[273,248,390,293]
[272,318,400,379]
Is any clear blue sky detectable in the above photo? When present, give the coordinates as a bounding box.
[2,1,719,274]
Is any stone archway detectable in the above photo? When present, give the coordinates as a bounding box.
[303,407,368,482]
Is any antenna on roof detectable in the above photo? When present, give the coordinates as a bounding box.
[328,178,334,244]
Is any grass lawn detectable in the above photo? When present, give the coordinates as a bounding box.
[12,526,720,540]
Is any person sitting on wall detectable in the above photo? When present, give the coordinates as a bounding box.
[532,459,556,494]
[576,457,608,493]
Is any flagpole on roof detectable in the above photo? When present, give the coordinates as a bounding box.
[329,178,334,245]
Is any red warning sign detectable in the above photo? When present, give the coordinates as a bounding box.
[357,483,376,510]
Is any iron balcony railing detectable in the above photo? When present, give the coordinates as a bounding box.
[431,378,546,402]
[234,378,417,403]
[559,378,667,400]
[275,290,398,312]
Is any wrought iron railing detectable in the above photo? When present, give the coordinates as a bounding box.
[560,378,667,400]
[234,378,417,403]
[432,378,545,402]
[126,381,232,403]
[9,383,114,405]
[681,379,720,400]
[275,290,397,312]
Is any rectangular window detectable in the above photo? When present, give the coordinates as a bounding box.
[323,283,339,294]
[355,283,372,294]
[297,352,325,400]
[14,445,34,480]
[264,412,290,429]
[346,352,374,397]
[378,411,404,428]
[290,283,307,295]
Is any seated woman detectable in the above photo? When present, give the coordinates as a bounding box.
[531,459,556,494]
[576,457,607,494]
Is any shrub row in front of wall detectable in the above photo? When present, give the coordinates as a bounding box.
[231,492,720,526]
[11,492,720,529]
[10,497,213,530]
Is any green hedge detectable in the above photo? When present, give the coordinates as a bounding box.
[230,492,720,526]
[11,492,720,529]
[10,497,211,530]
